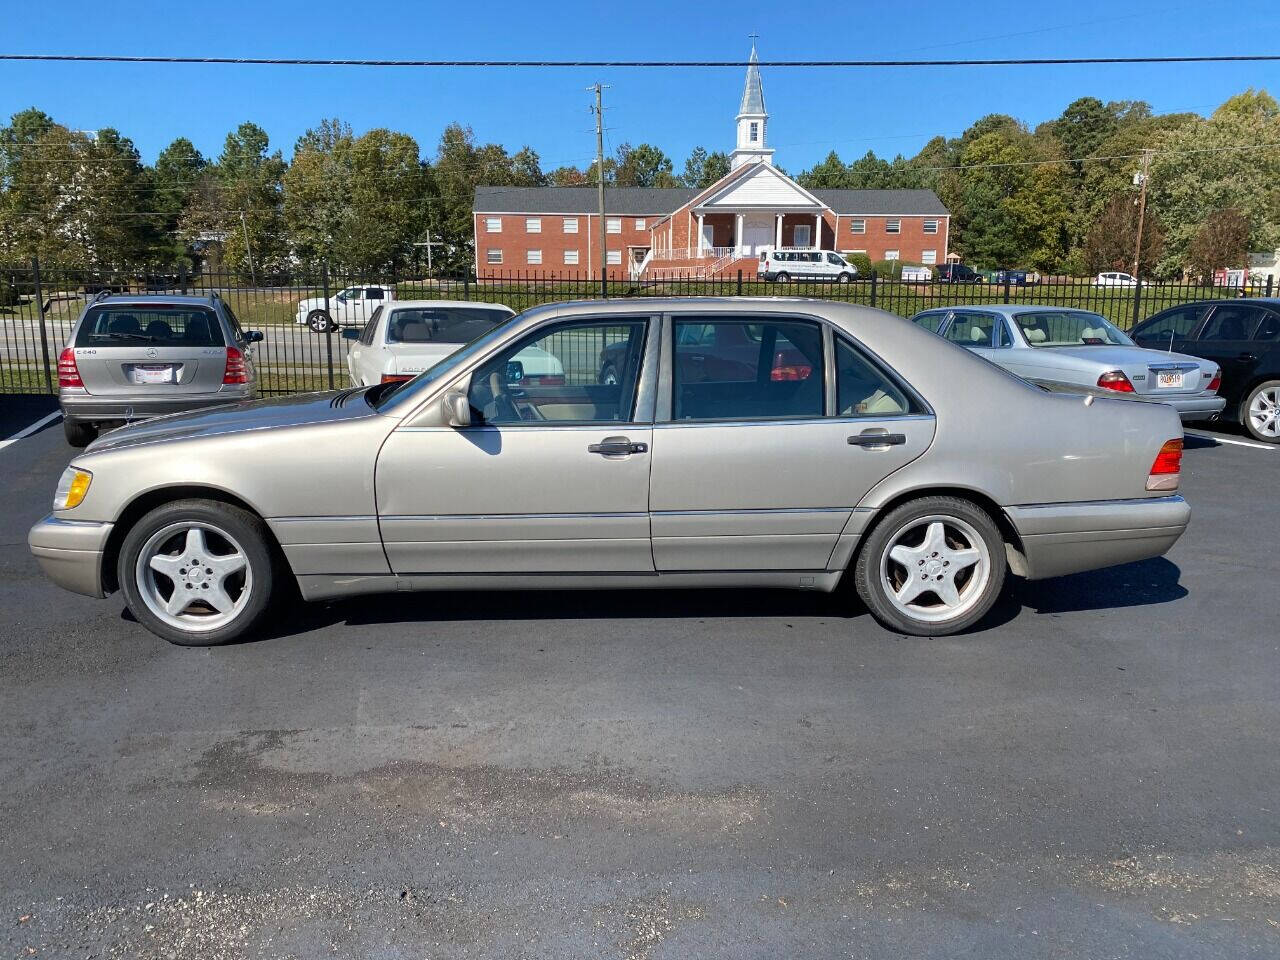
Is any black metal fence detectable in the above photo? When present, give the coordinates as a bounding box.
[2,259,1273,397]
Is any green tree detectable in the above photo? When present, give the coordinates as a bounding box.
[1188,207,1250,280]
[1148,90,1280,275]
[1082,194,1165,276]
[152,137,207,261]
[614,142,678,188]
[680,147,729,189]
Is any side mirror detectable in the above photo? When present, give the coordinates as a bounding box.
[443,388,471,428]
[245,330,264,343]
[341,328,360,341]
[505,360,525,384]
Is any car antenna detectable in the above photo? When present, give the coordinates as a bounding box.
[1168,329,1174,354]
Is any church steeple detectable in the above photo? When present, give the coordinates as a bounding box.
[732,40,774,170]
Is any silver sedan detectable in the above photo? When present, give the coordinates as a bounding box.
[910,305,1226,421]
[29,298,1191,645]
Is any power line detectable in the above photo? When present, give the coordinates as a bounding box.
[1,53,1279,68]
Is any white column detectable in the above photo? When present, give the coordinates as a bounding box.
[735,213,744,255]
[775,213,783,249]
[696,213,706,254]
[814,213,822,249]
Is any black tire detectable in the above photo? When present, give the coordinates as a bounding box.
[853,496,1007,637]
[776,272,791,283]
[117,499,278,646]
[63,417,97,448]
[838,272,852,284]
[1241,379,1280,443]
[307,310,335,333]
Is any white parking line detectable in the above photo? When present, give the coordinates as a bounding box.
[0,409,62,452]
[1185,430,1277,451]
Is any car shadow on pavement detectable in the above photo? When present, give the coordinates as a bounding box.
[1013,557,1186,615]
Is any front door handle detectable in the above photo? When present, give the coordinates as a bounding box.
[848,432,906,448]
[588,436,648,456]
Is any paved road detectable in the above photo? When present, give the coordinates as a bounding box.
[0,410,1277,959]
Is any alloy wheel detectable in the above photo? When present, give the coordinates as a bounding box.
[1247,386,1280,439]
[878,514,991,625]
[134,522,253,633]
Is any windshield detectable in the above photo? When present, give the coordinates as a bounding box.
[1013,310,1134,348]
[386,306,511,345]
[75,305,224,346]
[373,312,522,410]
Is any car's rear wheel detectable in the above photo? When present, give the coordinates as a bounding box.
[1242,380,1280,443]
[118,499,277,646]
[63,418,97,448]
[854,496,1006,636]
[307,310,335,333]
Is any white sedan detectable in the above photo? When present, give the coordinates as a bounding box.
[1094,271,1138,288]
[346,300,563,387]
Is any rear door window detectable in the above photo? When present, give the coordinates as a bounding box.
[912,311,947,334]
[385,306,511,345]
[835,337,916,417]
[75,306,224,347]
[1198,305,1268,341]
[944,311,998,347]
[672,318,824,421]
[1252,310,1280,342]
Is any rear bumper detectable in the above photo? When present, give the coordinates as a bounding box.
[59,388,252,422]
[1005,495,1190,580]
[1162,395,1227,421]
[27,514,113,598]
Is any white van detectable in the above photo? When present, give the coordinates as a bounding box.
[758,249,858,283]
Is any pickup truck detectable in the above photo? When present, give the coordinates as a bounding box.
[295,284,396,333]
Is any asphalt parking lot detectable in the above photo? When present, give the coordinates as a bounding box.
[1,399,1277,960]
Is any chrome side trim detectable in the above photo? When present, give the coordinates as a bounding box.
[652,506,851,516]
[653,414,935,430]
[271,514,378,522]
[380,510,648,521]
[1012,495,1186,510]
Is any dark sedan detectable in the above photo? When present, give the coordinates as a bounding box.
[1130,298,1280,442]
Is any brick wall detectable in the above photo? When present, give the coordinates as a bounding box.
[834,215,949,266]
[474,212,663,279]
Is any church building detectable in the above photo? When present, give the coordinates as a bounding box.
[473,46,950,280]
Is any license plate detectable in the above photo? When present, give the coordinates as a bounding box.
[1156,370,1184,389]
[132,364,175,385]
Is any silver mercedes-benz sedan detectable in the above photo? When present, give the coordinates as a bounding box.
[910,305,1225,422]
[29,298,1191,645]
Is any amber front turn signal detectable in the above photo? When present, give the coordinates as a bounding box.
[53,466,93,511]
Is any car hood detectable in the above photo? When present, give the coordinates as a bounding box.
[296,296,328,311]
[85,388,379,453]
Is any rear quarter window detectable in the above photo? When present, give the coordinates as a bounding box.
[75,306,224,347]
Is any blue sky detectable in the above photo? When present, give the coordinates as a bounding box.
[1,0,1277,171]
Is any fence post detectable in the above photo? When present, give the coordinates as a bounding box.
[736,269,743,297]
[1267,276,1274,298]
[463,274,471,301]
[1002,274,1012,305]
[321,262,335,391]
[1130,275,1144,331]
[870,270,878,309]
[179,260,189,295]
[31,256,53,395]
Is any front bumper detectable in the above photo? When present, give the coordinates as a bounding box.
[28,514,113,598]
[59,387,253,422]
[1005,495,1190,580]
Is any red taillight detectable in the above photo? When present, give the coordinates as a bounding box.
[1147,438,1183,491]
[1097,370,1134,393]
[771,352,813,381]
[222,346,248,384]
[380,373,414,384]
[57,348,83,388]
[1207,369,1221,393]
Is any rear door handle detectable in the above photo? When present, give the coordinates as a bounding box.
[848,432,906,448]
[588,436,648,456]
[1238,352,1258,363]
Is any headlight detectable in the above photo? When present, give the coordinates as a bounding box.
[53,466,92,511]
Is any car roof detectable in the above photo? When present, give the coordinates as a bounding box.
[384,299,515,311]
[87,293,218,308]
[920,304,1103,316]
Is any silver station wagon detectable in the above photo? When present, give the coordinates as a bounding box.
[57,293,263,447]
[29,298,1191,646]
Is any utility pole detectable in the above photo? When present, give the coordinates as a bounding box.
[1132,149,1152,279]
[239,210,258,287]
[592,82,608,298]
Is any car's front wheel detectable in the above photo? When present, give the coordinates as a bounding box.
[63,417,98,448]
[1242,380,1280,443]
[853,496,1007,636]
[775,272,791,283]
[838,272,852,284]
[307,310,335,333]
[118,499,278,646]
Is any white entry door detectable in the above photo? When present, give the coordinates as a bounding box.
[741,215,773,255]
